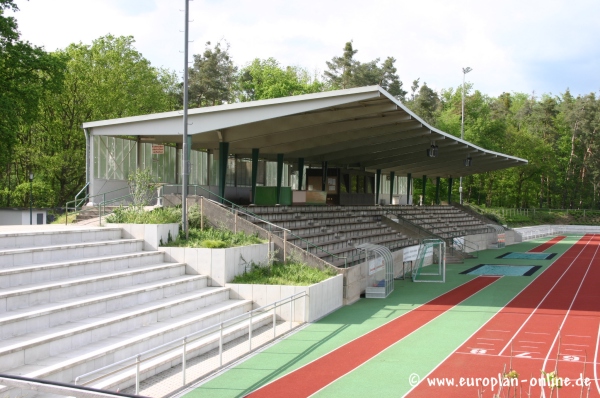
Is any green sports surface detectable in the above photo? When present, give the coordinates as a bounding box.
[182,235,580,398]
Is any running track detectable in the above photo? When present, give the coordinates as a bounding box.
[246,276,501,398]
[408,234,600,397]
[529,235,566,252]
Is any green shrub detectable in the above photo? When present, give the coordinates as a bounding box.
[232,261,337,286]
[165,226,265,248]
[106,206,181,224]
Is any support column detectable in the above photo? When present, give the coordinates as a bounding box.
[389,171,395,205]
[422,175,427,205]
[376,169,382,205]
[251,148,259,204]
[406,173,412,205]
[218,142,229,203]
[297,158,305,191]
[276,154,284,205]
[175,143,182,184]
[321,161,328,191]
[448,177,454,204]
[435,176,441,205]
[88,130,95,202]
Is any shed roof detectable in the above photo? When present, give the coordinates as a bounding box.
[83,86,527,177]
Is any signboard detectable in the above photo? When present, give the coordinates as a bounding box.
[152,145,165,155]
[403,244,433,262]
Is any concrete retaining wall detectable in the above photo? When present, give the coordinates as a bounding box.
[160,243,271,287]
[226,274,343,323]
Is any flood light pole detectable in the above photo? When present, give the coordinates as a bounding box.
[460,66,472,205]
[29,173,34,225]
[182,0,190,237]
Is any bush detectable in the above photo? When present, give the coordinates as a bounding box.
[106,206,181,224]
[232,261,337,286]
[165,226,265,248]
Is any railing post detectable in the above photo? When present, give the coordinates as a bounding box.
[249,310,253,351]
[135,354,141,394]
[234,209,238,233]
[200,197,204,231]
[219,323,223,367]
[289,297,293,330]
[182,337,187,385]
[283,230,287,263]
[273,302,277,339]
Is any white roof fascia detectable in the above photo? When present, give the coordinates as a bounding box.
[376,88,528,165]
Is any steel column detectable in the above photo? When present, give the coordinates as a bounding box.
[276,153,284,204]
[218,142,229,203]
[389,171,395,205]
[251,148,259,204]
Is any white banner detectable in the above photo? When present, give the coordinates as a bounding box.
[403,244,433,262]
[368,257,385,276]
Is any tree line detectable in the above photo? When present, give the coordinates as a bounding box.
[2,0,598,210]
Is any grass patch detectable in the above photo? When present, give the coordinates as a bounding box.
[105,206,182,225]
[232,261,337,286]
[50,212,77,224]
[165,226,265,248]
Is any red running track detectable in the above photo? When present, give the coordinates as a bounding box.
[529,235,566,252]
[246,276,501,398]
[408,234,600,398]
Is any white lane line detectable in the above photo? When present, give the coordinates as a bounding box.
[498,235,595,356]
[541,236,600,398]
[595,322,600,396]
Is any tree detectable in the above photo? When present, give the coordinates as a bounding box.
[4,35,179,207]
[0,0,65,194]
[238,58,322,101]
[323,42,406,100]
[188,41,237,107]
[324,41,357,90]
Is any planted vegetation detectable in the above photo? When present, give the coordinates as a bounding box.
[232,261,337,286]
[105,206,181,225]
[165,227,265,249]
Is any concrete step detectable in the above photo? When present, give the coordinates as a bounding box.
[0,228,123,250]
[0,263,192,313]
[0,299,253,390]
[0,250,166,289]
[0,286,232,372]
[91,313,275,392]
[0,239,144,268]
[0,275,210,340]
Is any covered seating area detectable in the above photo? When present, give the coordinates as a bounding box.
[81,85,527,207]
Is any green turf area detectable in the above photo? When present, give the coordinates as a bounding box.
[183,235,580,398]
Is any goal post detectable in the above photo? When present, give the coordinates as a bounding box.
[412,239,446,283]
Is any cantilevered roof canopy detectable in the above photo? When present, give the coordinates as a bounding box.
[82,86,527,177]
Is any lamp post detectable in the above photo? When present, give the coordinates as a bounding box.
[29,172,34,225]
[460,67,472,205]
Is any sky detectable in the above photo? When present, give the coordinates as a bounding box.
[8,0,600,98]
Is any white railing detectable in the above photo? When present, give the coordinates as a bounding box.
[74,292,307,396]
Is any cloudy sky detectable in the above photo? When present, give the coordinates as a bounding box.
[9,0,600,98]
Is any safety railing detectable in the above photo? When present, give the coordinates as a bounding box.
[164,184,351,268]
[451,237,480,259]
[0,373,146,398]
[65,184,130,225]
[74,292,307,396]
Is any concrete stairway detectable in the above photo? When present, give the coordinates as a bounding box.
[0,226,263,397]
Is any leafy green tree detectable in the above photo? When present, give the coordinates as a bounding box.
[0,0,65,202]
[188,41,237,107]
[238,58,322,101]
[4,35,179,207]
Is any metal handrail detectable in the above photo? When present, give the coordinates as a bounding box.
[65,185,130,225]
[75,292,307,393]
[166,184,349,267]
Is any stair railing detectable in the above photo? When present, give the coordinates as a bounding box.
[74,292,307,395]
[164,184,351,268]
